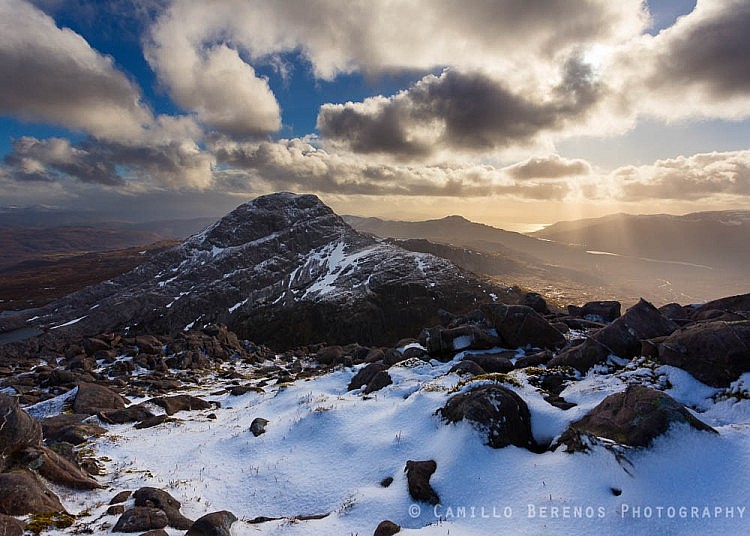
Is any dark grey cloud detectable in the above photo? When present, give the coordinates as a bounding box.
[317,59,602,157]
[4,136,213,188]
[647,0,750,100]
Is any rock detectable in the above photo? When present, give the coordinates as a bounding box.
[0,470,66,515]
[0,393,42,460]
[593,298,678,359]
[439,385,537,451]
[134,415,171,429]
[316,346,345,365]
[100,404,155,424]
[250,418,269,437]
[150,395,212,416]
[136,335,164,355]
[40,414,106,445]
[185,510,238,536]
[72,382,129,414]
[108,505,126,515]
[463,353,514,373]
[481,304,565,349]
[374,519,401,536]
[133,487,193,530]
[229,385,264,396]
[138,530,169,536]
[401,346,427,360]
[380,476,394,487]
[569,301,621,323]
[550,299,678,372]
[420,325,500,358]
[404,460,440,505]
[559,385,717,449]
[694,293,750,315]
[83,337,110,355]
[348,363,387,391]
[364,348,385,363]
[449,360,485,376]
[0,514,24,536]
[364,371,393,394]
[114,507,169,533]
[522,292,550,315]
[11,445,101,489]
[110,490,132,504]
[656,320,750,387]
[514,349,553,368]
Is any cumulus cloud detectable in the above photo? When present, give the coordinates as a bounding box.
[0,0,154,141]
[211,137,572,200]
[317,60,603,158]
[614,0,750,120]
[507,155,592,180]
[4,136,214,189]
[609,150,750,201]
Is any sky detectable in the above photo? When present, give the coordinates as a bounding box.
[0,0,749,230]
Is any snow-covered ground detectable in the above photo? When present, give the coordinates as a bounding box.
[37,354,750,535]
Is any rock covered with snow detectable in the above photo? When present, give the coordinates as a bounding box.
[27,193,504,348]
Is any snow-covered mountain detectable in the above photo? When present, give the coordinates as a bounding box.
[26,193,509,347]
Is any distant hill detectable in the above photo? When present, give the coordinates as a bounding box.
[346,211,750,306]
[532,210,750,271]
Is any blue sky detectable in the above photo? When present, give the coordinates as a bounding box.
[1,0,748,228]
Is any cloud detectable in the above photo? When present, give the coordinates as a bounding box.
[0,0,154,141]
[211,137,572,200]
[317,61,603,158]
[614,0,750,121]
[4,135,214,189]
[610,150,750,201]
[507,155,592,180]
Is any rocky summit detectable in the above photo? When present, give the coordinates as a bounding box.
[18,193,511,348]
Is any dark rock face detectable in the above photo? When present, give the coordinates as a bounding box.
[404,460,440,505]
[481,304,565,349]
[72,382,129,415]
[0,470,66,515]
[656,321,750,387]
[560,385,716,449]
[113,507,169,533]
[100,404,155,424]
[463,354,514,373]
[522,292,550,315]
[0,393,42,461]
[569,301,621,323]
[364,371,393,394]
[439,385,537,451]
[348,363,387,391]
[250,418,269,437]
[185,510,238,536]
[25,193,506,349]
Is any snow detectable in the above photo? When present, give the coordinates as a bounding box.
[49,315,88,329]
[228,298,249,313]
[39,354,750,536]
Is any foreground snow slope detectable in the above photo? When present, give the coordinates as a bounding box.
[38,353,750,536]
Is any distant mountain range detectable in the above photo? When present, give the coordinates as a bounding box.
[346,210,750,305]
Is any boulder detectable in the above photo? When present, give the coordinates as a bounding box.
[348,363,387,391]
[364,371,393,394]
[316,346,345,365]
[150,395,212,416]
[449,360,485,376]
[439,385,537,451]
[133,487,193,530]
[135,335,164,355]
[374,520,401,536]
[463,354,514,373]
[559,385,717,449]
[0,393,42,460]
[250,418,269,437]
[0,470,66,515]
[113,507,169,533]
[569,301,621,323]
[100,405,155,424]
[185,510,238,536]
[522,292,550,315]
[0,514,24,536]
[656,321,750,387]
[480,304,565,349]
[694,293,750,316]
[11,445,101,489]
[404,460,439,505]
[72,382,129,414]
